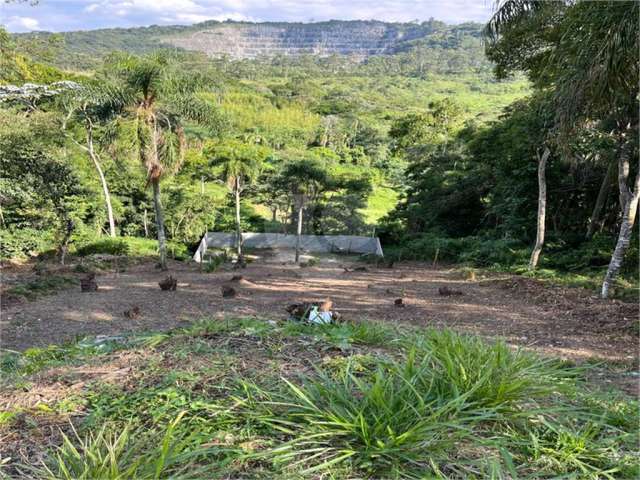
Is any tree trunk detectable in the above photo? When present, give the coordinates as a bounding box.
[59,214,74,266]
[295,200,304,264]
[601,158,640,298]
[152,180,168,270]
[617,147,631,210]
[234,177,242,261]
[86,123,116,237]
[529,147,550,270]
[586,160,615,239]
[143,209,148,237]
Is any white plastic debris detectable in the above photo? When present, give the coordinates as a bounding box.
[308,306,332,324]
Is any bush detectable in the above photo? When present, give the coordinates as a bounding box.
[260,354,477,477]
[386,233,528,267]
[257,329,577,477]
[0,227,53,260]
[411,329,575,410]
[76,237,190,261]
[203,252,228,272]
[76,238,130,256]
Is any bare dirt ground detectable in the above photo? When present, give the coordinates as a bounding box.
[2,253,637,368]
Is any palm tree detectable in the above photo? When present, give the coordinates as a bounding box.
[277,156,330,263]
[109,53,222,270]
[485,0,639,296]
[206,140,268,261]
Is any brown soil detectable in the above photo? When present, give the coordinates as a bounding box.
[1,256,637,366]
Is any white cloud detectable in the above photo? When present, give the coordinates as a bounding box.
[4,15,40,31]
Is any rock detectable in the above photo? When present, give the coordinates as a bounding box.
[124,306,141,319]
[80,273,98,292]
[221,285,237,298]
[159,276,177,291]
[438,286,464,296]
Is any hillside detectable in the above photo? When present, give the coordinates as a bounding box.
[17,19,493,73]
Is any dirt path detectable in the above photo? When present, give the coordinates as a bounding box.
[1,257,637,365]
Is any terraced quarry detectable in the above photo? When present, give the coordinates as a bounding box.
[166,21,424,59]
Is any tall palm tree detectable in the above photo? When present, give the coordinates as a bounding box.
[206,140,268,261]
[109,53,222,269]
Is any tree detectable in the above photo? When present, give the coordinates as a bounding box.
[60,82,129,237]
[0,124,82,263]
[206,140,269,261]
[528,146,550,270]
[108,53,223,270]
[389,98,462,156]
[277,155,330,263]
[485,0,639,296]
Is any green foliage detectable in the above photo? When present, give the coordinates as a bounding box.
[0,227,54,260]
[76,238,130,256]
[261,355,479,477]
[75,236,189,259]
[411,329,576,410]
[202,252,228,272]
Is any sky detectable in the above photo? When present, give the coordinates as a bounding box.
[1,0,494,33]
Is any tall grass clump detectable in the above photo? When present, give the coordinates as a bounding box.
[256,330,580,477]
[258,352,491,478]
[411,329,577,410]
[36,414,210,480]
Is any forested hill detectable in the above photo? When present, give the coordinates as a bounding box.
[17,19,491,73]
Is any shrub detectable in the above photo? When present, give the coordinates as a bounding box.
[203,252,228,273]
[77,238,130,256]
[0,227,53,260]
[76,237,190,261]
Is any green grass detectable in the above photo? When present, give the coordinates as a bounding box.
[4,275,75,302]
[2,318,637,479]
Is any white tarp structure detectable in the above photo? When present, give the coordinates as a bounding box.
[193,232,383,262]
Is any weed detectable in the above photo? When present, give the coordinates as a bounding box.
[35,413,216,480]
[5,275,75,301]
[411,329,577,410]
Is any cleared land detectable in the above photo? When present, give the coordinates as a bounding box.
[2,254,636,362]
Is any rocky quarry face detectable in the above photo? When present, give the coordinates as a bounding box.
[165,22,425,59]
